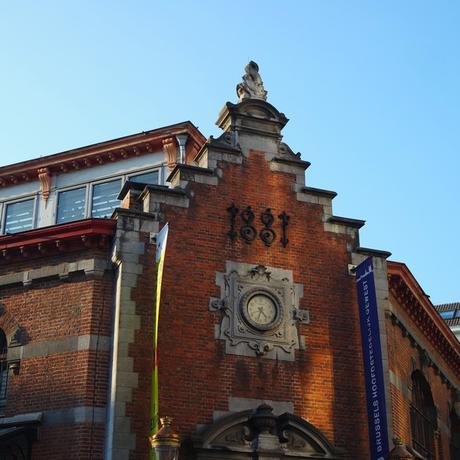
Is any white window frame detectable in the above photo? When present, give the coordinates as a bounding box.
[127,167,163,184]
[89,177,123,219]
[54,166,163,224]
[0,195,38,235]
[54,185,89,224]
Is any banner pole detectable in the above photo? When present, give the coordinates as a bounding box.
[150,223,169,458]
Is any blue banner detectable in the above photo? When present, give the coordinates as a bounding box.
[356,257,389,460]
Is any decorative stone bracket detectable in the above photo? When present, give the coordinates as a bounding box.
[38,167,51,208]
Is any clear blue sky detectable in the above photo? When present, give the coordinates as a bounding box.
[1,1,458,304]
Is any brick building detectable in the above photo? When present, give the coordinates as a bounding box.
[0,63,458,460]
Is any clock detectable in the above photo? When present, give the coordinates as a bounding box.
[241,291,281,331]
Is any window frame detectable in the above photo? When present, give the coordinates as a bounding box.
[55,184,89,224]
[410,371,436,459]
[54,166,163,225]
[89,177,123,219]
[128,168,161,185]
[0,195,38,235]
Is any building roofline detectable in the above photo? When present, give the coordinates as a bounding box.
[387,260,460,370]
[0,121,207,188]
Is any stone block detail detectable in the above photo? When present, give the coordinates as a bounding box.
[0,258,110,288]
[212,261,307,361]
[107,211,159,459]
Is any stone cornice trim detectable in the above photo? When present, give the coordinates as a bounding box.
[166,163,215,183]
[388,261,460,377]
[300,186,337,199]
[0,219,115,264]
[327,215,365,228]
[0,257,111,288]
[356,247,392,259]
[271,157,311,170]
[7,334,111,361]
[0,121,206,188]
[138,184,190,210]
[387,309,459,392]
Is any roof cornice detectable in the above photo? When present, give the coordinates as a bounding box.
[0,122,206,187]
[0,218,116,264]
[387,261,460,377]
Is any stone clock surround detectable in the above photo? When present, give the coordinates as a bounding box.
[210,261,309,361]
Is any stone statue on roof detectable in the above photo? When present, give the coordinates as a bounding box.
[236,61,268,102]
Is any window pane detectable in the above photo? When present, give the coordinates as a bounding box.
[57,187,86,224]
[440,310,455,319]
[4,199,34,233]
[91,179,121,218]
[129,170,159,185]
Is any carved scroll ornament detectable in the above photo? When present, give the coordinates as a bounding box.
[38,167,51,208]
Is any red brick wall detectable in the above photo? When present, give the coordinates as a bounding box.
[0,251,113,459]
[127,150,370,459]
[386,299,459,459]
[128,235,157,459]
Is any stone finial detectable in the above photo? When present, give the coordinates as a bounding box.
[236,61,267,102]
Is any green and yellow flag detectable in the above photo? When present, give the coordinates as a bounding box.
[150,223,169,441]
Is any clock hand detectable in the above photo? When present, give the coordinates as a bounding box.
[257,306,267,320]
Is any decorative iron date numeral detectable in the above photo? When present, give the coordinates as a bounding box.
[227,204,290,247]
[259,208,275,246]
[240,206,257,243]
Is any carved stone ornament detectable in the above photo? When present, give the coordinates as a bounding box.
[162,137,178,170]
[236,61,268,102]
[193,405,339,459]
[210,261,309,361]
[38,167,51,208]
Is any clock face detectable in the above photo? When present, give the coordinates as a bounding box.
[246,294,278,327]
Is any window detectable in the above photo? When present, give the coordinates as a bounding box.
[130,170,159,185]
[4,199,34,233]
[0,329,7,408]
[55,168,160,224]
[57,187,86,224]
[410,370,436,459]
[91,179,121,218]
[440,310,455,320]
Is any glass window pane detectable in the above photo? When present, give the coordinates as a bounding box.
[440,310,455,319]
[91,179,121,218]
[4,199,34,233]
[57,187,86,224]
[129,170,159,185]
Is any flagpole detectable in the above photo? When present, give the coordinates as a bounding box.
[150,223,169,458]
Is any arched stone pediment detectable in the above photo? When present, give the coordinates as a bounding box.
[231,99,288,125]
[193,405,340,459]
[216,101,289,140]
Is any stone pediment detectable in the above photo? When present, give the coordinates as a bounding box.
[216,100,288,140]
[193,405,339,459]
